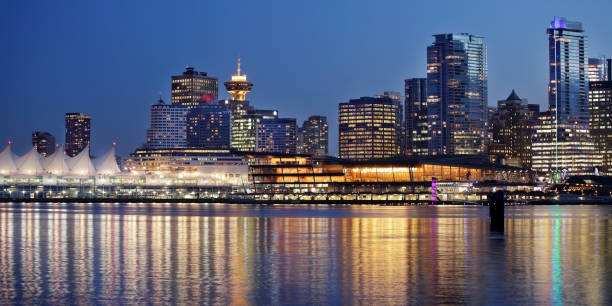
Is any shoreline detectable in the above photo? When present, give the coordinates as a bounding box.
[1,197,610,205]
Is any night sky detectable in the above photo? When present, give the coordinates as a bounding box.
[2,0,611,157]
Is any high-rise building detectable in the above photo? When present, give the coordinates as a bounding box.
[488,90,539,168]
[219,99,251,117]
[65,113,91,157]
[377,92,404,153]
[186,102,231,149]
[427,33,488,155]
[589,81,612,170]
[302,116,328,156]
[547,17,589,123]
[145,97,189,149]
[32,131,55,157]
[541,17,601,178]
[296,127,304,154]
[231,109,278,152]
[588,57,609,82]
[171,67,218,108]
[338,97,401,160]
[224,57,253,101]
[404,78,429,155]
[256,118,297,154]
[532,111,601,177]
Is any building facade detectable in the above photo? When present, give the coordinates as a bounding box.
[145,97,189,149]
[547,17,589,123]
[588,57,609,82]
[231,109,278,152]
[338,97,401,160]
[532,111,601,177]
[302,116,328,156]
[296,127,304,154]
[256,118,297,154]
[186,103,231,149]
[488,90,539,168]
[589,81,612,170]
[65,113,91,157]
[404,78,429,155]
[427,33,488,155]
[32,131,55,157]
[171,67,218,108]
[219,99,251,117]
[124,148,248,187]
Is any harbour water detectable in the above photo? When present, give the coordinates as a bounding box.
[0,202,610,304]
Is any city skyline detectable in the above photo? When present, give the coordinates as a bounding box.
[2,1,612,157]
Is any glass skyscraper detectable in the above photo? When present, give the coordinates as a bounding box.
[547,17,588,123]
[256,118,297,154]
[426,33,488,155]
[186,102,231,150]
[231,109,278,152]
[404,78,429,155]
[588,57,609,82]
[534,17,601,177]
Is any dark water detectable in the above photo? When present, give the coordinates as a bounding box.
[0,203,611,305]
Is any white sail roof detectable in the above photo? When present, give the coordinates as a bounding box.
[15,146,44,175]
[0,143,17,175]
[41,147,70,175]
[93,144,121,175]
[66,144,96,176]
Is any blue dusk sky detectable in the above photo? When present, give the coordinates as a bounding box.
[1,0,611,157]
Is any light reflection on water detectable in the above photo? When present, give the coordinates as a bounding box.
[0,203,610,304]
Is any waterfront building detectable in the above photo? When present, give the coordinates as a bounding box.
[0,143,119,176]
[302,116,328,156]
[588,57,609,82]
[547,17,589,124]
[65,113,91,157]
[589,80,612,170]
[15,146,44,175]
[171,66,218,108]
[41,147,70,175]
[231,109,278,152]
[0,143,17,175]
[404,78,429,155]
[186,102,231,149]
[145,97,189,149]
[246,153,536,202]
[256,118,297,154]
[224,57,253,101]
[427,33,488,155]
[32,131,55,157]
[532,111,601,177]
[488,90,539,168]
[338,96,401,160]
[124,147,248,186]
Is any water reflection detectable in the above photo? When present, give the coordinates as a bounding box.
[0,203,610,304]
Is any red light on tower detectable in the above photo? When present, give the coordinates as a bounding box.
[200,94,214,103]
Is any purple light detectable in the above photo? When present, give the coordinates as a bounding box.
[431,178,437,202]
[550,17,566,29]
